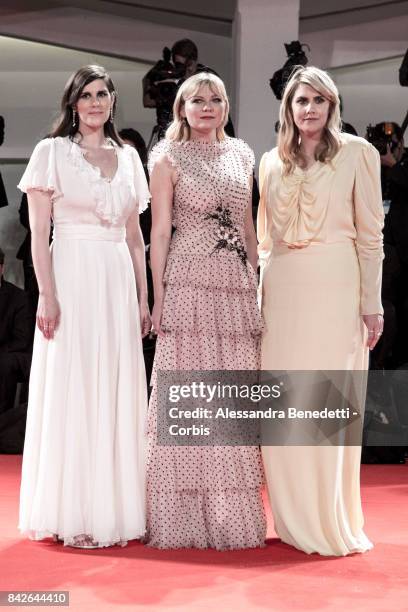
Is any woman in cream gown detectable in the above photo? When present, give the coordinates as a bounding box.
[258,66,384,556]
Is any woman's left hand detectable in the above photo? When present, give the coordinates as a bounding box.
[139,302,151,338]
[362,313,384,350]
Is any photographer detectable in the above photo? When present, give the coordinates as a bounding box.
[381,125,408,366]
[0,116,9,208]
[368,123,408,368]
[143,39,234,147]
[0,247,34,414]
[143,39,198,111]
[363,123,408,463]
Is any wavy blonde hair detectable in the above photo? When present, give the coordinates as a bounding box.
[278,65,342,175]
[166,72,229,142]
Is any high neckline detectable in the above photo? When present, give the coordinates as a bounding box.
[181,137,230,147]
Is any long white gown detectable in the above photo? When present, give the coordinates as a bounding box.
[18,136,150,547]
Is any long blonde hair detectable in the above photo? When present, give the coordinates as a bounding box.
[166,72,229,142]
[278,66,342,174]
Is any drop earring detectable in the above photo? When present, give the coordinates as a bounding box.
[110,106,114,122]
[72,109,77,127]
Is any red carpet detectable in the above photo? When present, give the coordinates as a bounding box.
[0,456,407,612]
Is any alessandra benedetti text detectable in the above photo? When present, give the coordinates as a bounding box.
[168,407,357,420]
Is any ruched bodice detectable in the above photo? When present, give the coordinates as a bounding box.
[258,133,384,314]
[271,161,333,248]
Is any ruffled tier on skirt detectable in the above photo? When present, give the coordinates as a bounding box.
[146,253,266,550]
[161,254,263,337]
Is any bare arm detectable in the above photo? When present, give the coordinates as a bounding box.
[126,209,151,337]
[126,209,148,302]
[244,176,258,271]
[28,190,60,339]
[149,155,175,336]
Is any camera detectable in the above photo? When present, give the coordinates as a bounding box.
[146,47,187,127]
[366,123,401,156]
[269,41,309,100]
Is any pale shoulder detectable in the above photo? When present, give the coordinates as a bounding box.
[123,142,142,162]
[261,146,279,160]
[228,137,254,156]
[339,132,378,157]
[148,140,179,179]
[228,137,255,171]
[32,135,75,153]
[150,138,175,156]
[30,137,55,154]
[260,147,281,171]
[122,142,135,154]
[28,136,69,161]
[151,152,175,172]
[148,139,175,175]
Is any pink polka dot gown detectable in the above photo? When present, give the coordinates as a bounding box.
[146,137,266,550]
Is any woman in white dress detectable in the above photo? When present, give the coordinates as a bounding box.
[18,65,151,548]
[258,66,384,556]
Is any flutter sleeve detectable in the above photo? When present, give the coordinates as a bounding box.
[129,147,150,214]
[353,142,385,315]
[17,138,62,201]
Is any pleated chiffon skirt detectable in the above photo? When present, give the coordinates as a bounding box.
[19,224,148,547]
[261,242,373,556]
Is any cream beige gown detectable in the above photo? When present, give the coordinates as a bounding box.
[258,133,384,556]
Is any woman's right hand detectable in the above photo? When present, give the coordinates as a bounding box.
[36,294,61,340]
[151,298,165,338]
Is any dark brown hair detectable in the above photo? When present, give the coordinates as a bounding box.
[119,128,147,165]
[50,65,123,146]
[171,39,198,62]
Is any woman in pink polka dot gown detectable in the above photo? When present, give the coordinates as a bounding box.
[146,73,266,550]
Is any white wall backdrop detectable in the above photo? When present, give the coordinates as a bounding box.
[300,12,408,138]
[0,5,233,91]
[0,38,155,287]
[0,37,156,158]
[331,57,407,138]
[0,1,408,287]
